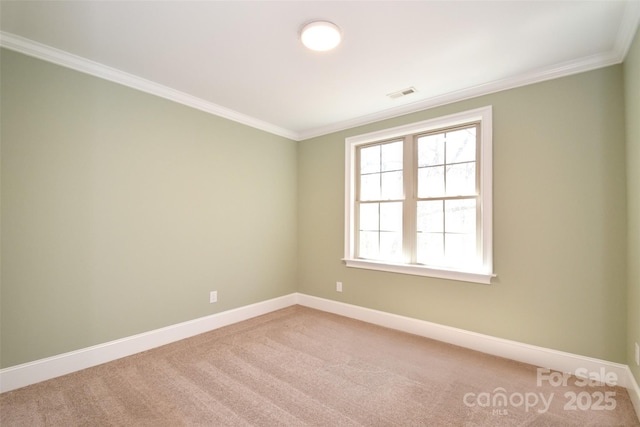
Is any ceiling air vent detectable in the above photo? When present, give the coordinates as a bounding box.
[387,87,417,100]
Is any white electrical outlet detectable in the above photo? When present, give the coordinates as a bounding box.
[336,282,342,292]
[635,342,639,366]
[209,291,218,303]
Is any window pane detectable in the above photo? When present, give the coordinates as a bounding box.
[417,232,444,265]
[417,200,443,232]
[346,106,492,278]
[359,231,379,259]
[446,162,476,196]
[380,232,402,261]
[446,128,476,164]
[381,141,403,172]
[418,134,445,167]
[359,203,379,231]
[381,171,403,200]
[445,233,476,267]
[360,145,380,174]
[418,166,445,198]
[380,202,402,231]
[445,199,476,233]
[360,173,381,201]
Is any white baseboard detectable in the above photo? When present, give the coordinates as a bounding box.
[296,293,639,414]
[627,366,640,420]
[2,291,638,423]
[0,293,297,393]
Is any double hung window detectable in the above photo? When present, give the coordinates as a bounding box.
[344,106,494,284]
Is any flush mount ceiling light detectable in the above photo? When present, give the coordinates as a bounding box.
[300,21,342,51]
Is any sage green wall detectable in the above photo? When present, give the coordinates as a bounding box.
[298,65,628,363]
[624,27,640,383]
[0,49,298,368]
[0,44,633,371]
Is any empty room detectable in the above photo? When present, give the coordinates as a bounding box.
[1,1,640,425]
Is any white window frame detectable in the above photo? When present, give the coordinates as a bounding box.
[344,106,495,284]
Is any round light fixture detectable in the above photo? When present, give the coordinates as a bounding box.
[300,21,342,51]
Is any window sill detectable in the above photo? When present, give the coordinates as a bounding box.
[342,258,495,284]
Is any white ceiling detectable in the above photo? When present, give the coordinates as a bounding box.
[1,1,639,141]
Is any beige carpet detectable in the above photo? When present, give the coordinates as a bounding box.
[1,305,638,426]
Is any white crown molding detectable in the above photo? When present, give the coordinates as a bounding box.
[2,2,639,143]
[0,31,299,141]
[298,1,640,141]
[616,0,640,61]
[297,49,623,140]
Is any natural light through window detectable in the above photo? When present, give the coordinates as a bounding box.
[344,106,495,284]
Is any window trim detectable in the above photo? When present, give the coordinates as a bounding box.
[344,106,495,284]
